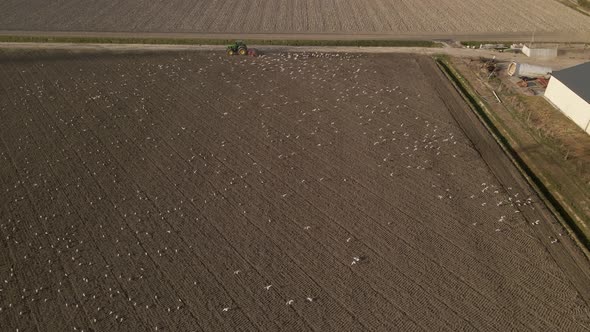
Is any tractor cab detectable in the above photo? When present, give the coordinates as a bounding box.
[227,41,248,56]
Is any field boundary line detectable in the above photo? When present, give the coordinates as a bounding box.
[1,30,590,43]
[0,35,439,48]
[433,57,590,261]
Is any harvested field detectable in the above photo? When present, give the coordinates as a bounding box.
[1,0,590,35]
[1,50,590,331]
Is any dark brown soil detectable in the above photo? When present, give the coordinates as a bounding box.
[1,50,590,331]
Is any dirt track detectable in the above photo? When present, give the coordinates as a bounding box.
[2,42,589,71]
[1,50,590,331]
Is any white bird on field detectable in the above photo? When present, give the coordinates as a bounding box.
[264,285,272,290]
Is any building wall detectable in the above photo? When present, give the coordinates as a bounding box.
[523,45,558,58]
[544,77,590,134]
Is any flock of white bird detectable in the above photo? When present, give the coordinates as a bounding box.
[0,50,573,331]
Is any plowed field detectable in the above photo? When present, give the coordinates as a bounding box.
[1,0,590,35]
[1,50,590,331]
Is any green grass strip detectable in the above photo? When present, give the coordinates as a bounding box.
[461,41,513,48]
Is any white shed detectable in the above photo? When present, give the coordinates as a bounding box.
[544,62,590,134]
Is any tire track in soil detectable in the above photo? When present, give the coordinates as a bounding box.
[140,52,590,326]
[0,149,43,332]
[28,60,265,332]
[418,57,590,304]
[164,79,568,330]
[250,67,590,326]
[0,132,93,330]
[1,63,214,332]
[146,53,584,328]
[41,57,324,332]
[75,57,387,332]
[60,53,426,330]
[0,74,102,331]
[131,61,476,330]
[126,101,426,330]
[2,50,590,331]
[117,60,536,332]
[238,52,584,288]
[168,52,590,330]
[23,76,209,332]
[179,52,572,296]
[0,66,170,331]
[144,86,504,331]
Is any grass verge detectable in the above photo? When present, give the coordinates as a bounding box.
[461,41,513,48]
[0,35,440,48]
[435,56,590,255]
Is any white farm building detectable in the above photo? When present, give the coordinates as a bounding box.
[544,62,590,134]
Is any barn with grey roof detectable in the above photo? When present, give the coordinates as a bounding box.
[544,62,590,134]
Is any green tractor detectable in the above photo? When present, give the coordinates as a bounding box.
[227,41,248,56]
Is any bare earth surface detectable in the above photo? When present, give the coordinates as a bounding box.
[2,42,589,70]
[1,50,590,331]
[1,0,590,35]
